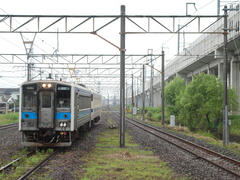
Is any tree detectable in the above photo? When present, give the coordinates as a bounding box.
[165,76,186,116]
[179,73,238,132]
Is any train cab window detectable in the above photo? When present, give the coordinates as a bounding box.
[22,85,37,110]
[57,85,71,108]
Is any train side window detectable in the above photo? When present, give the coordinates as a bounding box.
[79,95,91,109]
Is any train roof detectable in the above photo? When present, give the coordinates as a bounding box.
[21,80,90,91]
[21,80,102,97]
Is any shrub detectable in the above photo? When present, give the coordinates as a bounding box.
[146,111,153,120]
[179,73,238,132]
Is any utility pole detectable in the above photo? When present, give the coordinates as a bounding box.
[20,33,36,81]
[125,82,128,110]
[223,5,229,145]
[132,74,134,120]
[108,92,110,109]
[136,76,139,107]
[161,50,165,126]
[217,0,220,16]
[142,64,145,121]
[177,24,180,55]
[120,5,125,148]
[149,49,154,107]
[27,64,31,81]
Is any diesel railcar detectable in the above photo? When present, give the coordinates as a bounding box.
[19,80,102,147]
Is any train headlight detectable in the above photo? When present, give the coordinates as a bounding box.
[47,83,52,88]
[60,122,63,127]
[63,122,67,127]
[42,83,47,88]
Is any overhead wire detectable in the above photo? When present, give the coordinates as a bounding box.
[0,7,64,81]
[162,0,217,64]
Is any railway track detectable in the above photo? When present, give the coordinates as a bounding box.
[0,151,35,174]
[113,112,240,178]
[0,123,18,131]
[0,150,57,179]
[17,151,57,180]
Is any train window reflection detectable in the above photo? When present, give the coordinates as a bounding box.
[57,85,70,108]
[23,93,37,109]
[42,94,51,108]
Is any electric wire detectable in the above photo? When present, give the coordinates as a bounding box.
[0,7,64,81]
[163,0,218,64]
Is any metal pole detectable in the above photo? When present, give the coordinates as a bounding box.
[178,24,180,55]
[132,74,134,120]
[136,77,139,107]
[120,5,125,148]
[27,63,31,81]
[149,49,153,107]
[217,0,220,16]
[223,5,229,145]
[125,82,127,110]
[161,50,165,125]
[5,102,7,114]
[151,53,154,107]
[108,92,109,109]
[142,64,145,121]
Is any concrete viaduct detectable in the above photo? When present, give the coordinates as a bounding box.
[135,7,240,111]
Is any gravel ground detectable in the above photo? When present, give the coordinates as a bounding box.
[30,113,107,180]
[111,113,239,180]
[0,127,22,166]
[160,126,240,161]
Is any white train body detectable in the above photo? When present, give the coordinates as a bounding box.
[19,80,102,147]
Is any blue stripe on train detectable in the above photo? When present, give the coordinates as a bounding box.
[22,112,37,119]
[77,109,91,119]
[56,112,71,120]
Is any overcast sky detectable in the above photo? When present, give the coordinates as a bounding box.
[0,0,237,96]
[0,0,219,15]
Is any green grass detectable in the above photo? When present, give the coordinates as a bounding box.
[0,148,29,169]
[229,115,240,135]
[0,149,53,180]
[0,112,19,125]
[77,128,186,180]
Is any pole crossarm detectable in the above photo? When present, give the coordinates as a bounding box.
[0,54,161,65]
[145,63,162,74]
[0,14,223,34]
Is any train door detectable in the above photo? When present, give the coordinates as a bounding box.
[39,91,54,128]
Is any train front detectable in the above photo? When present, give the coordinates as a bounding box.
[19,81,73,147]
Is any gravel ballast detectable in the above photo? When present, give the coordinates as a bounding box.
[0,127,22,166]
[114,113,239,180]
[30,113,107,180]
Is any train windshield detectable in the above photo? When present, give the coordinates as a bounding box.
[42,93,52,108]
[22,85,37,110]
[56,85,71,108]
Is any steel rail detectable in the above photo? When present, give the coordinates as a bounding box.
[128,121,240,178]
[0,151,35,174]
[17,151,57,180]
[0,158,21,173]
[113,112,240,178]
[0,123,18,130]
[131,118,240,166]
